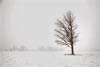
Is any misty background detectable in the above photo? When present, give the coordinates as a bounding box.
[0,0,99,51]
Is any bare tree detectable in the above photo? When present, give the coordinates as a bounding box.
[55,11,78,55]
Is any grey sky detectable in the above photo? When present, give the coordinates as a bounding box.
[0,0,99,51]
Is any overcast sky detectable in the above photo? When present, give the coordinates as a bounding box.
[0,0,99,51]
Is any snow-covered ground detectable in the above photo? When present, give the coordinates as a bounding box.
[0,51,99,67]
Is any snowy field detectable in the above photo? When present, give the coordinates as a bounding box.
[0,51,99,67]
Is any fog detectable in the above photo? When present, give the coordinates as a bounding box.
[0,0,99,51]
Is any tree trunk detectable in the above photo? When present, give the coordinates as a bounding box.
[70,22,74,55]
[71,43,74,55]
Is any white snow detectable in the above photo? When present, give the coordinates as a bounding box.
[0,51,99,67]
